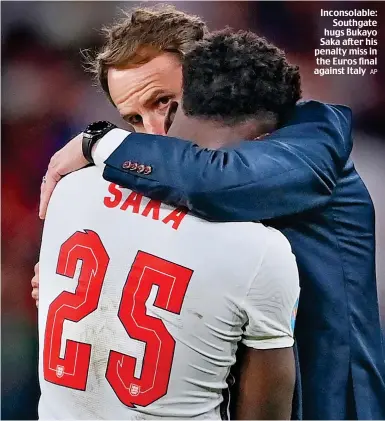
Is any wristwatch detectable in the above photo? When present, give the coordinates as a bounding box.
[82,121,116,164]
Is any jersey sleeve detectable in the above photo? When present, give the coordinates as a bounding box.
[241,229,300,350]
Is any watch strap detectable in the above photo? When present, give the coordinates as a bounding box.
[82,133,97,164]
[82,122,116,164]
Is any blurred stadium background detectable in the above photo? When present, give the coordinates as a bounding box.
[1,1,384,419]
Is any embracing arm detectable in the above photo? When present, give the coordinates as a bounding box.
[98,100,352,222]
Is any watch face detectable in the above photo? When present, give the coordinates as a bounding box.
[88,121,110,133]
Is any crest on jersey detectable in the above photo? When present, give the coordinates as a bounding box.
[55,365,65,378]
[129,383,140,396]
[291,298,299,333]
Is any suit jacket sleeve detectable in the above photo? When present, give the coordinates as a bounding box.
[101,100,353,222]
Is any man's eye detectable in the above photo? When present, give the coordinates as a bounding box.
[129,115,142,125]
[156,97,171,106]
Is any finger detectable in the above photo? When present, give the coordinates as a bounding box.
[32,288,39,300]
[34,262,40,275]
[36,300,39,308]
[31,277,39,288]
[39,169,62,219]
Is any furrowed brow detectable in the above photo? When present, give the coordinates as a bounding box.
[142,89,170,106]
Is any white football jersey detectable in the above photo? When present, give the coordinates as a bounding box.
[38,166,300,420]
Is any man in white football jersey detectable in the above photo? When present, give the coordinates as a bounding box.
[38,30,300,420]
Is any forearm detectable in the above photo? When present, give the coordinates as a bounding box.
[97,101,352,221]
[236,391,293,420]
[235,347,295,420]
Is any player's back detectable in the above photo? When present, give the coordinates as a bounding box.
[38,166,299,420]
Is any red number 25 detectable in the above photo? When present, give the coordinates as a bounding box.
[43,230,193,407]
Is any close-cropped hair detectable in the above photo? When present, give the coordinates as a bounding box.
[182,29,302,125]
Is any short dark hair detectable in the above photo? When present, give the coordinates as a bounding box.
[182,29,302,125]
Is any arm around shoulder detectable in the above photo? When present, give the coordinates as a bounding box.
[101,101,353,221]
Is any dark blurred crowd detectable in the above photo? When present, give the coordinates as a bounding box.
[2,2,385,419]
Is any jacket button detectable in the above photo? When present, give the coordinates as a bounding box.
[129,162,138,171]
[122,161,131,169]
[143,165,152,175]
[137,164,145,173]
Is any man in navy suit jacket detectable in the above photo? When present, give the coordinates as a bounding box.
[36,9,385,420]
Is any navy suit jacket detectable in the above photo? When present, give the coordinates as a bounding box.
[102,101,385,419]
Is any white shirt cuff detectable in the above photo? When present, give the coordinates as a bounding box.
[92,128,132,169]
[241,336,294,350]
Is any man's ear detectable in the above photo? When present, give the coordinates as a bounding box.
[164,101,179,134]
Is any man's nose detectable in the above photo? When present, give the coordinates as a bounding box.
[143,115,167,135]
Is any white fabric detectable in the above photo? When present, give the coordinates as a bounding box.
[38,166,300,420]
[92,128,129,168]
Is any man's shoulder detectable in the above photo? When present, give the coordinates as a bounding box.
[47,166,108,214]
[201,221,292,255]
[289,99,351,128]
[53,166,107,197]
[58,165,103,186]
[258,224,293,257]
[247,225,299,296]
[296,99,351,115]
